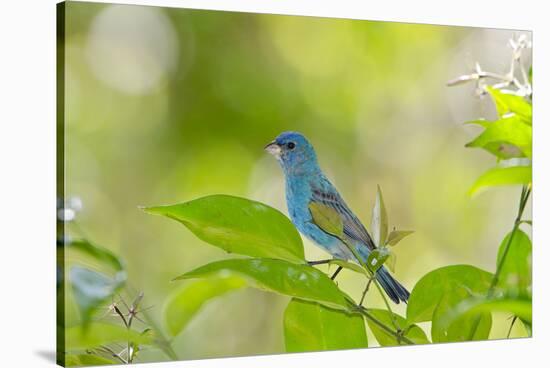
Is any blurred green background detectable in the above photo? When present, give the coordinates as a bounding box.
[62,2,531,362]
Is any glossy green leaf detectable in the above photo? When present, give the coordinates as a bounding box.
[66,323,154,350]
[371,185,388,247]
[407,265,493,342]
[70,266,125,325]
[366,248,390,273]
[143,195,305,263]
[164,276,246,337]
[327,259,368,276]
[65,354,117,367]
[497,229,532,296]
[469,166,531,196]
[366,309,429,346]
[174,258,352,311]
[386,230,414,246]
[69,239,124,272]
[309,202,344,238]
[487,87,532,123]
[284,298,367,352]
[386,251,397,273]
[440,296,532,328]
[465,115,532,158]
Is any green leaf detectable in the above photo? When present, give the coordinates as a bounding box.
[469,166,531,196]
[308,202,344,238]
[142,195,304,263]
[465,115,532,158]
[70,267,125,325]
[407,265,493,342]
[284,298,367,352]
[327,259,368,276]
[65,354,117,367]
[69,239,124,272]
[66,323,154,350]
[440,295,532,328]
[386,230,414,246]
[164,276,246,337]
[487,87,532,123]
[174,258,353,311]
[365,309,429,346]
[497,229,532,296]
[386,251,397,273]
[370,185,388,247]
[366,248,390,273]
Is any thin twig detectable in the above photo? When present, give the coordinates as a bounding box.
[360,277,375,306]
[338,238,401,332]
[507,316,518,338]
[356,306,414,345]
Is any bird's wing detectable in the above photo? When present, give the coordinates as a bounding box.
[310,185,376,251]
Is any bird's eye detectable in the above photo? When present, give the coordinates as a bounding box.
[287,142,296,150]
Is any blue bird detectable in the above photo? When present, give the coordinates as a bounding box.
[265,131,409,304]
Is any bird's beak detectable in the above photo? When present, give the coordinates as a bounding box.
[264,141,282,156]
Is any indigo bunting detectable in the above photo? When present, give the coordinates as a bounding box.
[265,131,409,304]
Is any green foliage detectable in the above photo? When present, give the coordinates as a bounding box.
[407,265,493,342]
[65,354,117,367]
[143,195,305,263]
[469,166,532,196]
[386,230,414,246]
[464,83,532,197]
[149,191,419,352]
[440,295,532,330]
[327,259,368,276]
[65,237,127,327]
[371,185,388,247]
[496,229,532,296]
[173,258,353,311]
[69,239,124,272]
[465,115,532,159]
[65,322,154,350]
[365,309,429,346]
[366,247,391,273]
[164,276,246,337]
[487,87,532,123]
[284,298,368,352]
[70,266,124,326]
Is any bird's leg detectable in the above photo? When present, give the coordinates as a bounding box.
[330,266,343,280]
[307,259,332,266]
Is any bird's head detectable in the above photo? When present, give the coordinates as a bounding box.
[265,131,319,175]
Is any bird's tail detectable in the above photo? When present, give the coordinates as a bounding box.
[375,267,410,304]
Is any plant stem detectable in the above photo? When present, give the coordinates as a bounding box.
[360,277,375,306]
[506,316,518,338]
[338,238,401,333]
[468,185,531,340]
[356,306,414,345]
[488,185,531,295]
